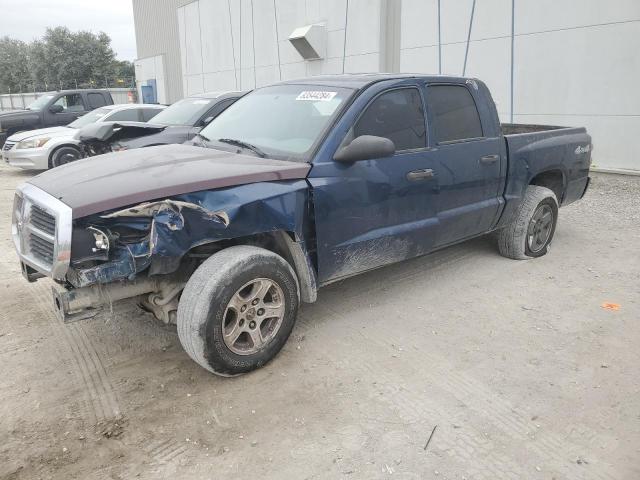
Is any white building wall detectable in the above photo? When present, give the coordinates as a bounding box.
[399,0,640,172]
[177,0,387,92]
[134,55,168,104]
[133,0,193,104]
[170,0,639,172]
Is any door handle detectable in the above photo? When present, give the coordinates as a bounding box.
[480,154,500,164]
[406,168,434,181]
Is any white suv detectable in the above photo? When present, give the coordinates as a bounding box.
[2,103,166,170]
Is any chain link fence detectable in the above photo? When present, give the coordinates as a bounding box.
[3,76,135,95]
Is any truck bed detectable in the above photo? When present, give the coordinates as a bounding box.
[496,122,592,229]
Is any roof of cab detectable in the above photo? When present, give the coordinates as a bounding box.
[275,73,471,89]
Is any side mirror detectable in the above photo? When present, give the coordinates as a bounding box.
[49,104,64,114]
[333,135,395,163]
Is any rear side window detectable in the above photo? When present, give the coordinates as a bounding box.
[87,93,107,109]
[142,108,162,122]
[354,88,426,151]
[106,109,142,122]
[427,85,483,143]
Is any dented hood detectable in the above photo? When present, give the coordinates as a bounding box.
[28,144,311,218]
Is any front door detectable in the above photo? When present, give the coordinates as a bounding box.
[309,85,440,284]
[46,93,87,126]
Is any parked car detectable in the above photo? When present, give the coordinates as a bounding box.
[0,89,114,147]
[2,104,166,169]
[76,91,245,156]
[12,74,591,376]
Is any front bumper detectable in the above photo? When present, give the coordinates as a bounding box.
[3,145,50,170]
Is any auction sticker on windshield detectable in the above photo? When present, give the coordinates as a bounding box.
[296,91,337,102]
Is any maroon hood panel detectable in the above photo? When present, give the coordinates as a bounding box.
[28,144,311,218]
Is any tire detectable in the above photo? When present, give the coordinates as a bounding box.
[497,185,558,260]
[49,145,82,168]
[177,246,300,376]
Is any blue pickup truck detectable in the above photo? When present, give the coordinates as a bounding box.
[12,74,591,376]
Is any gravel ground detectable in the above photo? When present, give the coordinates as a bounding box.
[0,164,638,480]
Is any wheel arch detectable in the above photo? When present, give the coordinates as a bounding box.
[185,230,318,303]
[529,169,565,204]
[48,142,82,168]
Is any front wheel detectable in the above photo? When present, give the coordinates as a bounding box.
[49,145,82,168]
[177,246,299,376]
[497,185,558,260]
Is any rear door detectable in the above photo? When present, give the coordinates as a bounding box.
[309,84,440,283]
[424,83,503,247]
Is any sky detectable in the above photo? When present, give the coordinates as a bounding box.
[0,0,137,60]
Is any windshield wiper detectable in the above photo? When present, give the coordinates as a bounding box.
[218,138,267,158]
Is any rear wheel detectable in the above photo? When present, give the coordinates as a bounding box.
[49,145,82,168]
[498,185,558,260]
[177,246,299,376]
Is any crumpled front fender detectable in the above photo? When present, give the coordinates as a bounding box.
[70,180,314,289]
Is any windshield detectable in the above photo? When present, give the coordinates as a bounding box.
[200,85,353,161]
[150,97,216,126]
[26,94,55,111]
[68,107,110,128]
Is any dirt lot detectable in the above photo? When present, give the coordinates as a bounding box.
[0,164,638,480]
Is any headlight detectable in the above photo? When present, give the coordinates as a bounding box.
[88,227,110,253]
[16,137,51,149]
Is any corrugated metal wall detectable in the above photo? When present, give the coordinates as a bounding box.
[175,0,392,95]
[132,0,194,104]
[133,0,640,172]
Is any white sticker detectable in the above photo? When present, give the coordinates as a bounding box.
[192,99,211,104]
[296,91,337,102]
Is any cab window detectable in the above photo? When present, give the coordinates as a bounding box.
[107,109,142,122]
[426,85,483,143]
[87,93,107,109]
[142,108,162,122]
[354,88,426,151]
[52,94,85,113]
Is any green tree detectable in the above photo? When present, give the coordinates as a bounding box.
[111,60,135,87]
[28,27,116,89]
[0,37,30,92]
[1,27,133,93]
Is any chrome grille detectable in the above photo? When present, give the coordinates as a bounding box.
[30,205,56,236]
[12,184,72,280]
[3,141,15,151]
[29,235,55,264]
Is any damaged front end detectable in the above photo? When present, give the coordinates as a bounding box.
[59,180,312,323]
[68,199,228,288]
[75,121,167,157]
